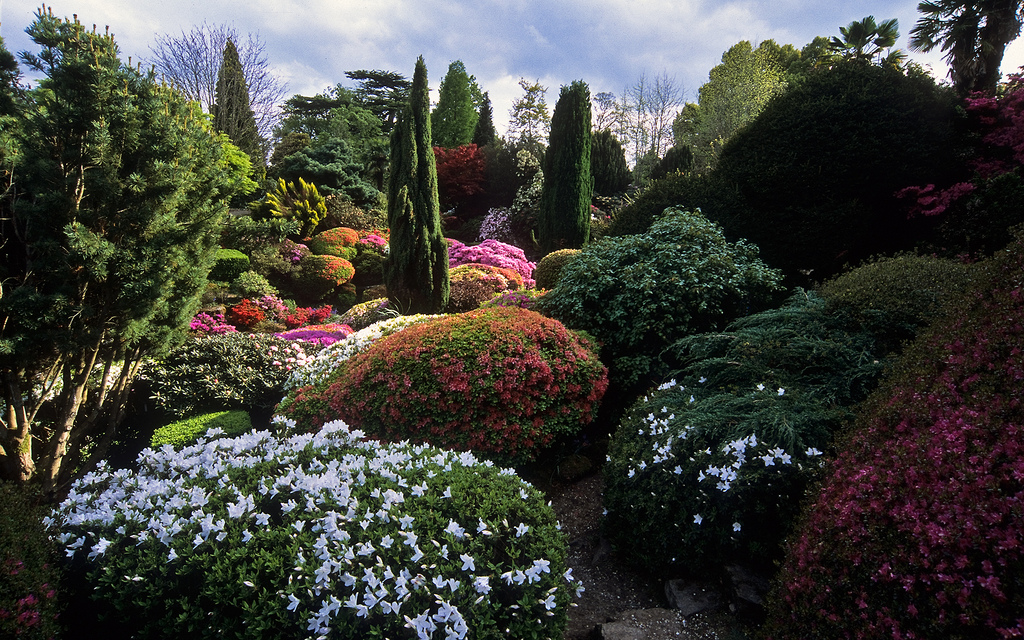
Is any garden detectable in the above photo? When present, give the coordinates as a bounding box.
[3,7,1024,640]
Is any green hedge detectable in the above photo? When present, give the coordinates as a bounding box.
[209,248,250,283]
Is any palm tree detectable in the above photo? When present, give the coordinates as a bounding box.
[830,16,906,66]
[910,0,1024,95]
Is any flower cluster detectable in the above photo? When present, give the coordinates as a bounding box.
[446,263,525,313]
[358,231,389,252]
[225,298,266,329]
[447,239,536,288]
[283,305,334,330]
[280,239,311,264]
[189,311,237,335]
[477,208,514,244]
[50,420,581,639]
[278,307,608,464]
[275,323,354,347]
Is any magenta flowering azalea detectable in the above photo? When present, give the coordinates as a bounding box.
[190,311,237,335]
[448,239,536,288]
[275,323,353,346]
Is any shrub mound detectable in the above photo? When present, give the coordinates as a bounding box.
[446,263,525,313]
[150,410,253,449]
[275,323,353,346]
[480,289,546,310]
[604,292,890,576]
[232,270,278,298]
[308,226,360,260]
[53,421,581,639]
[338,298,397,331]
[763,233,1024,639]
[447,239,536,288]
[533,249,579,290]
[278,307,608,463]
[536,208,783,389]
[209,247,250,283]
[297,254,355,301]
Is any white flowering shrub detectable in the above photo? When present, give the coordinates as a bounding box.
[283,314,444,392]
[51,419,580,639]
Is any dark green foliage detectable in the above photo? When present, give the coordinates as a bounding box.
[606,171,731,237]
[0,35,19,117]
[210,248,251,282]
[275,137,380,207]
[268,131,310,170]
[344,69,412,134]
[150,410,252,449]
[533,248,580,290]
[935,171,1024,256]
[539,81,592,254]
[536,208,783,389]
[141,333,321,418]
[0,482,63,640]
[219,216,301,251]
[472,92,497,147]
[384,57,450,314]
[711,61,961,279]
[213,39,265,170]
[649,145,693,181]
[591,129,632,196]
[430,60,481,149]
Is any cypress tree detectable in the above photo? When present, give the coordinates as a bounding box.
[472,92,497,147]
[591,129,632,195]
[384,56,449,314]
[213,39,265,170]
[539,80,592,254]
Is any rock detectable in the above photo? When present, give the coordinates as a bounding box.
[725,564,771,622]
[598,608,687,640]
[664,579,722,617]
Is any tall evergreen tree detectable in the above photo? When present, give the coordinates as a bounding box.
[539,80,592,255]
[431,60,481,149]
[345,69,411,134]
[472,92,497,147]
[213,39,265,169]
[591,129,632,195]
[508,78,551,151]
[385,57,449,314]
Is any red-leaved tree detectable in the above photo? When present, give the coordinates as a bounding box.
[434,144,486,219]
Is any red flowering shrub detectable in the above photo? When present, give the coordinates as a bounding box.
[277,307,608,463]
[308,226,360,260]
[283,305,333,329]
[225,298,265,329]
[446,263,525,313]
[763,232,1024,639]
[296,254,355,301]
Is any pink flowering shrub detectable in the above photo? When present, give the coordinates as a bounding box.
[275,323,353,346]
[763,232,1024,639]
[189,311,237,335]
[446,263,526,313]
[447,238,536,288]
[277,307,608,463]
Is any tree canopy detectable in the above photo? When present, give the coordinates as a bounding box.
[431,60,484,149]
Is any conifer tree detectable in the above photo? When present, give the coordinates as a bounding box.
[384,56,449,314]
[213,39,265,169]
[591,128,632,195]
[430,60,480,149]
[539,80,592,254]
[472,92,497,147]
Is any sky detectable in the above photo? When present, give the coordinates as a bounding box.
[4,0,1024,137]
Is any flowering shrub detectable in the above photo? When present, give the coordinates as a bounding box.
[358,231,389,250]
[533,249,579,290]
[283,304,333,330]
[150,410,252,449]
[480,289,547,310]
[297,254,355,301]
[281,239,310,264]
[141,333,326,418]
[51,421,580,639]
[189,311,237,335]
[278,308,607,463]
[225,298,266,329]
[275,323,354,346]
[338,298,398,331]
[478,207,515,244]
[232,270,278,299]
[284,314,442,392]
[446,263,525,313]
[0,483,62,640]
[308,226,360,260]
[447,239,536,288]
[763,232,1024,639]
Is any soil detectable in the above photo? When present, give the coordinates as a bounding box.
[540,469,755,640]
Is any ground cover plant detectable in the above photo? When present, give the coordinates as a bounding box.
[150,410,253,449]
[51,420,582,639]
[278,307,608,463]
[763,231,1024,639]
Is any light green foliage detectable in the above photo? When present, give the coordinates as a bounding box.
[210,248,251,282]
[533,249,580,290]
[215,132,259,198]
[537,208,783,389]
[219,216,301,251]
[150,410,252,449]
[673,40,791,172]
[256,177,328,237]
[384,57,450,314]
[231,270,278,298]
[507,78,550,149]
[539,80,592,254]
[54,423,579,639]
[430,60,483,148]
[0,9,232,487]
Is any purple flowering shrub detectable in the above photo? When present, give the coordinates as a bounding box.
[189,311,237,335]
[448,239,536,288]
[763,232,1024,639]
[275,323,353,346]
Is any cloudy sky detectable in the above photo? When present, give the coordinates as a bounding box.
[4,0,1024,135]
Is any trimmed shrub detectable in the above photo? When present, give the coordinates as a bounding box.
[604,291,892,577]
[277,307,608,463]
[0,483,62,640]
[141,333,325,418]
[536,208,783,389]
[231,270,278,299]
[480,288,547,310]
[296,254,355,301]
[446,263,525,313]
[350,248,386,288]
[53,422,581,639]
[533,248,580,290]
[150,410,252,449]
[447,239,536,288]
[338,298,398,331]
[209,247,250,283]
[308,226,360,260]
[762,232,1024,639]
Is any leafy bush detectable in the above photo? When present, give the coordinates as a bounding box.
[350,249,386,289]
[209,248,250,283]
[536,208,783,389]
[296,254,355,302]
[604,291,892,577]
[232,270,278,299]
[324,195,388,232]
[533,249,580,290]
[606,172,724,237]
[448,239,536,288]
[480,289,547,310]
[219,216,300,251]
[0,483,62,640]
[763,232,1024,639]
[446,263,525,313]
[338,298,398,331]
[283,304,333,330]
[278,308,608,463]
[53,421,581,639]
[189,311,237,335]
[141,333,325,418]
[150,410,252,449]
[308,226,360,260]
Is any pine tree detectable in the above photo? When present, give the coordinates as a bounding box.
[431,60,480,149]
[472,92,497,147]
[384,56,449,314]
[539,80,592,255]
[213,39,265,169]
